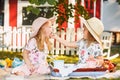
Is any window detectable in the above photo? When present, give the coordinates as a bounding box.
[0,0,4,26]
[22,7,54,25]
[0,13,4,26]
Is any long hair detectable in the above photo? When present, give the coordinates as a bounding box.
[34,22,52,51]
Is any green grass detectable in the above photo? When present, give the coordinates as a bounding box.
[1,50,119,71]
[0,51,23,60]
[0,47,120,80]
[0,46,120,66]
[111,58,120,70]
[111,46,120,55]
[0,46,119,67]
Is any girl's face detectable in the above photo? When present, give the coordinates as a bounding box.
[43,22,53,38]
[83,24,89,40]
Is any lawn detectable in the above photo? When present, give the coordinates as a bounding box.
[0,46,120,80]
[0,46,120,69]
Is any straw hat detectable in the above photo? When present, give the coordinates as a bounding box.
[30,17,55,38]
[82,17,104,46]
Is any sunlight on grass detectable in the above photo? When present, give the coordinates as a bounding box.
[0,50,120,80]
[111,57,120,70]
[47,54,79,64]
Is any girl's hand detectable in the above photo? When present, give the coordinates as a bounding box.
[50,32,57,39]
[28,64,35,73]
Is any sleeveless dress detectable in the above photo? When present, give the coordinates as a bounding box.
[12,38,50,76]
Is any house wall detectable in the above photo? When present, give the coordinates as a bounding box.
[4,0,101,29]
[2,0,119,52]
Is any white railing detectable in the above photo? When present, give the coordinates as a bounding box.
[0,26,31,52]
[0,27,83,55]
[1,27,118,58]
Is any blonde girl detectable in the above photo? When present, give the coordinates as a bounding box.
[12,17,55,76]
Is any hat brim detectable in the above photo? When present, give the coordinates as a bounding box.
[83,20,102,46]
[30,17,56,38]
[30,19,48,38]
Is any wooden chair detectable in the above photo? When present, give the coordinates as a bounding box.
[101,32,119,60]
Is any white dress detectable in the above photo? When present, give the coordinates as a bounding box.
[12,38,50,76]
[76,39,103,68]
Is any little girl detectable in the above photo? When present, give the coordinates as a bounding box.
[12,17,55,76]
[51,17,104,68]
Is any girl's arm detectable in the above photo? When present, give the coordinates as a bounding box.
[22,50,31,66]
[51,33,78,48]
[95,56,104,67]
[22,50,35,72]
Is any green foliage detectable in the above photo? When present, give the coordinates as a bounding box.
[27,0,90,26]
[26,0,120,26]
[27,0,57,16]
[37,0,46,5]
[27,6,40,15]
[47,0,57,5]
[0,51,23,60]
[117,0,120,4]
[28,0,57,6]
[75,0,90,20]
[29,0,45,5]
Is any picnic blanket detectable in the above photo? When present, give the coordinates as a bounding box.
[1,70,120,80]
[1,59,119,80]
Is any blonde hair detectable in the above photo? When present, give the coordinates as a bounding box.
[34,22,52,51]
